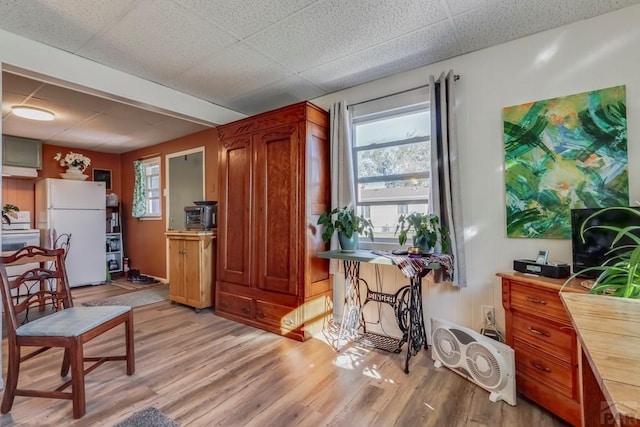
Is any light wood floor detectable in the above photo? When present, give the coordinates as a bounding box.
[0,284,570,427]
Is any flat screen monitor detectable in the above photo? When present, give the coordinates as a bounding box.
[571,206,640,278]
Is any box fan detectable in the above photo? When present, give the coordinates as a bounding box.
[431,317,516,406]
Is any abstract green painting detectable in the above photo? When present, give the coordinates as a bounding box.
[503,85,628,239]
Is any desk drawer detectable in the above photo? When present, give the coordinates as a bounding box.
[514,339,575,399]
[510,282,569,324]
[512,313,572,362]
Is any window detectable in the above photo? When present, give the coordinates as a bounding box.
[142,157,161,218]
[351,88,430,243]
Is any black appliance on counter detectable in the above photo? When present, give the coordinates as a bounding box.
[184,201,217,230]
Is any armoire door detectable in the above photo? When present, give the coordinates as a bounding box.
[254,124,299,296]
[218,136,253,287]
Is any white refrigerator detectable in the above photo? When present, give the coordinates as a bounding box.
[35,178,106,287]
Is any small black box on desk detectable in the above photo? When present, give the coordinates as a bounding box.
[513,259,570,279]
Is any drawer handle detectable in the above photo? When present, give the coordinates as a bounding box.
[283,318,294,326]
[241,307,250,314]
[526,296,547,305]
[531,361,551,373]
[256,311,265,319]
[528,326,551,337]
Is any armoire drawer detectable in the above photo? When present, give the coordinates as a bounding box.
[512,313,573,362]
[255,300,298,330]
[513,339,575,399]
[217,292,252,319]
[510,282,570,324]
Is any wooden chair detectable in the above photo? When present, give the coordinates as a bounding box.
[0,246,134,419]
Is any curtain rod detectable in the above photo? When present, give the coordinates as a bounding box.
[348,74,460,108]
[137,152,161,160]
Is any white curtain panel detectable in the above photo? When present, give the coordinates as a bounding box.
[430,70,467,287]
[329,101,356,273]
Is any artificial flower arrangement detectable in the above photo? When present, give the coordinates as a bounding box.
[54,152,91,171]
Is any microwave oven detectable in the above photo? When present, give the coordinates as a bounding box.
[184,203,217,230]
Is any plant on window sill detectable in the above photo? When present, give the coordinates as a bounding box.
[395,212,448,254]
[317,206,374,251]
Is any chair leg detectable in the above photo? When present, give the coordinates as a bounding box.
[70,340,86,419]
[61,348,71,377]
[125,312,135,375]
[1,342,21,414]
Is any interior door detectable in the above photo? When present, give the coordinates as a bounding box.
[254,124,299,296]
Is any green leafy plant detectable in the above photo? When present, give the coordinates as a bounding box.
[564,206,640,298]
[395,212,448,253]
[317,206,374,243]
[2,204,20,225]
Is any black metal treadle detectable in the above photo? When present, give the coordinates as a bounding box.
[357,332,403,353]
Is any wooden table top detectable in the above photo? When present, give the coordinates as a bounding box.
[560,293,640,422]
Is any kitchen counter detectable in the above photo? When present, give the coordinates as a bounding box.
[165,230,216,236]
[560,293,640,426]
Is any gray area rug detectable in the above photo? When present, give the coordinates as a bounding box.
[83,285,169,308]
[114,407,179,427]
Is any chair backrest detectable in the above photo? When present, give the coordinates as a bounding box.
[0,246,73,338]
[54,233,72,260]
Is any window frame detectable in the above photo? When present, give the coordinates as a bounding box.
[140,156,162,220]
[350,97,431,245]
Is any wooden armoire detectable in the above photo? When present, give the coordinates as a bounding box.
[215,101,331,341]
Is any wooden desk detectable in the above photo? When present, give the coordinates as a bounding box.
[561,293,640,426]
[317,249,444,373]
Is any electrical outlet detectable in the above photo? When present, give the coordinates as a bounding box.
[481,305,495,326]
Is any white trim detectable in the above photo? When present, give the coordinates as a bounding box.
[0,29,245,126]
[164,147,206,282]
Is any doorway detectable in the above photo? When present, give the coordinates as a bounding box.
[166,147,205,231]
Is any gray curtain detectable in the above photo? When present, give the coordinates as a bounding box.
[132,160,147,218]
[430,70,466,287]
[329,101,356,273]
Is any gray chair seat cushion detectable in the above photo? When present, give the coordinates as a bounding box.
[16,306,131,337]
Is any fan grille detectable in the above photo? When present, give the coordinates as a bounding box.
[432,327,462,367]
[465,342,505,390]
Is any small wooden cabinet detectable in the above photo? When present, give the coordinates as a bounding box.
[498,272,587,426]
[166,231,215,311]
[216,101,332,341]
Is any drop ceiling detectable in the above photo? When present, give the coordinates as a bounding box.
[1,0,638,154]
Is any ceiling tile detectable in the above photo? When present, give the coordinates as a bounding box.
[445,0,490,16]
[35,83,118,114]
[224,75,325,115]
[245,0,448,72]
[453,1,531,53]
[2,73,46,97]
[1,93,27,119]
[76,0,239,83]
[0,0,136,53]
[302,20,462,93]
[171,42,292,102]
[176,0,317,38]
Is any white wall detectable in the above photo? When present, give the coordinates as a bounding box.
[312,4,640,334]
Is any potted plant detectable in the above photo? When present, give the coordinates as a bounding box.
[395,212,448,254]
[565,206,640,298]
[2,204,19,226]
[317,206,374,252]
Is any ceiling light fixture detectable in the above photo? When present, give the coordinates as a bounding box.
[11,105,55,121]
